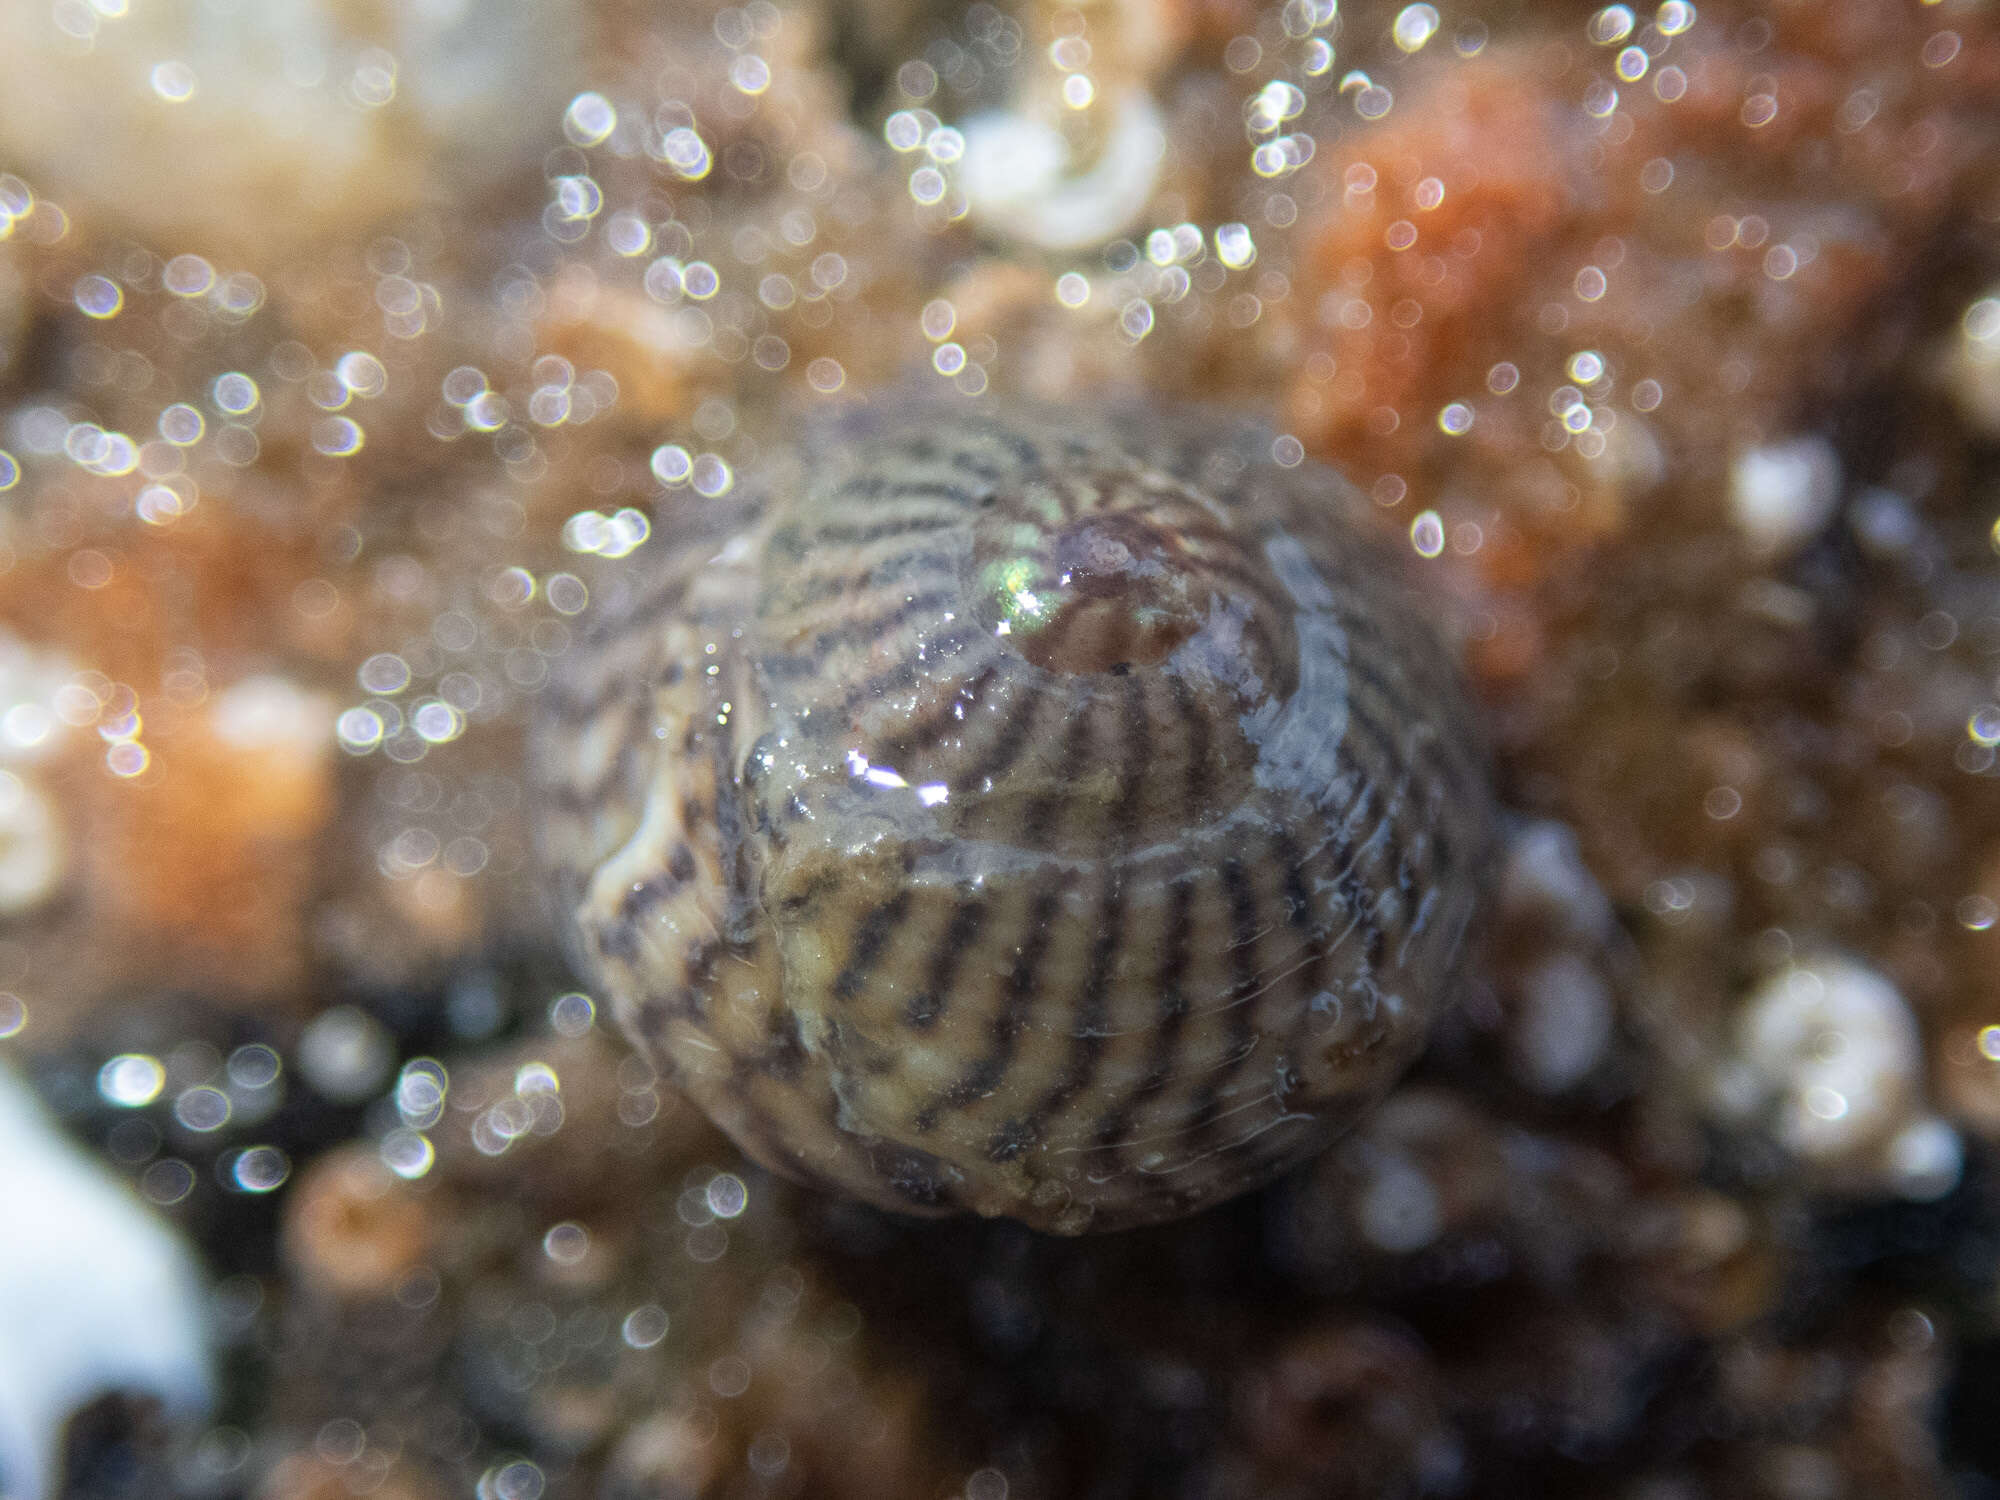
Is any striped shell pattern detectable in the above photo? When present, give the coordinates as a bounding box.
[532,398,1493,1234]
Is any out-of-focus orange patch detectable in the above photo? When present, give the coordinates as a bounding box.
[384,864,481,957]
[1171,0,1266,58]
[1292,48,1574,466]
[539,274,694,428]
[281,1145,432,1300]
[0,488,350,997]
[81,688,334,995]
[1467,602,1543,684]
[0,505,351,686]
[1282,4,1996,612]
[1470,521,1544,594]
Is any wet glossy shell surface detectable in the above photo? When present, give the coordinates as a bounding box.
[532,398,1492,1234]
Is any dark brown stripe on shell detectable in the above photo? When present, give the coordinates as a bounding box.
[1090,872,1196,1152]
[905,894,987,1031]
[807,511,966,547]
[1022,707,1098,846]
[879,659,1003,764]
[1167,671,1211,819]
[777,545,962,614]
[837,626,988,714]
[920,882,1064,1128]
[1006,875,1122,1158]
[954,676,1045,794]
[831,890,913,1003]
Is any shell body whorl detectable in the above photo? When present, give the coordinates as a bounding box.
[532,397,1493,1234]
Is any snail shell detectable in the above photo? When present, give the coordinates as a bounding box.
[532,397,1493,1234]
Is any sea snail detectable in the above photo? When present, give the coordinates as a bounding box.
[532,397,1494,1234]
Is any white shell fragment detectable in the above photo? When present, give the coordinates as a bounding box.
[1498,820,1615,944]
[1728,435,1842,560]
[960,92,1166,251]
[1511,951,1613,1095]
[1882,1113,1963,1203]
[295,1005,396,1105]
[208,675,336,763]
[1720,954,1956,1197]
[0,0,580,266]
[0,771,64,917]
[0,1063,212,1500]
[0,633,76,768]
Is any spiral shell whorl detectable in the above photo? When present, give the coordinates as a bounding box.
[533,399,1492,1234]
